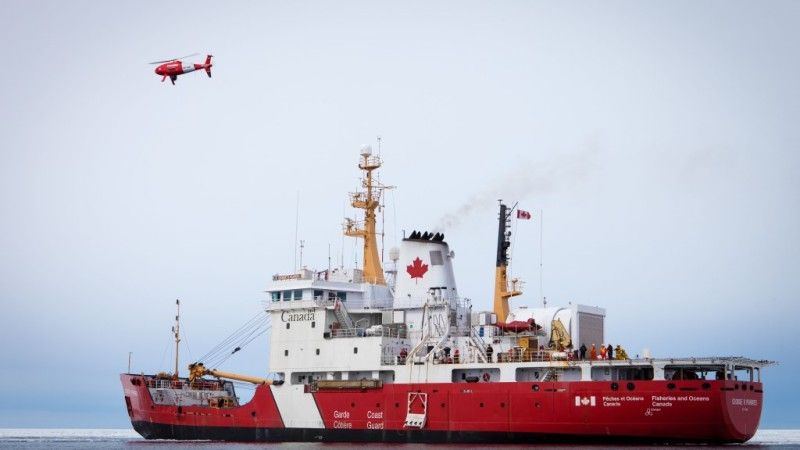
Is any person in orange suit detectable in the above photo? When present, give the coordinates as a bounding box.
[590,344,597,360]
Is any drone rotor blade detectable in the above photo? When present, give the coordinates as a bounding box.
[148,53,200,65]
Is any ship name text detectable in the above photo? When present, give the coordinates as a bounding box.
[281,310,316,322]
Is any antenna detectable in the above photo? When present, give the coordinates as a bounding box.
[294,191,300,271]
[540,208,544,307]
[173,299,180,378]
[328,243,332,274]
[299,239,305,269]
[381,189,386,264]
[128,351,132,373]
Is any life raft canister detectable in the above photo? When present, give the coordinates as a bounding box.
[483,372,490,382]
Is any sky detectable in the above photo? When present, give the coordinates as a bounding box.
[1,0,798,429]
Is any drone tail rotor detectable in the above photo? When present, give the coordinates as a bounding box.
[204,55,213,78]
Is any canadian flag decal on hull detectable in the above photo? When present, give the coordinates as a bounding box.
[575,395,596,407]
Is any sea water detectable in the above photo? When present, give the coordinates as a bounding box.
[0,428,798,449]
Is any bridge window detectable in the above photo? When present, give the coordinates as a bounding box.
[314,290,323,300]
[293,289,303,300]
[337,291,347,302]
[270,292,280,302]
[282,290,292,301]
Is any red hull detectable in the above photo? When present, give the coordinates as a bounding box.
[121,374,763,443]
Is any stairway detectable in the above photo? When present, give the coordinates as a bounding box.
[332,298,354,329]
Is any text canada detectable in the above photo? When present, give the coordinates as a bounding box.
[281,310,315,322]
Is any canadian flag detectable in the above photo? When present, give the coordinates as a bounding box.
[517,209,532,220]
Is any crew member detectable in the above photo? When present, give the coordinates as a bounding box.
[579,343,587,360]
[590,344,597,360]
[486,344,494,363]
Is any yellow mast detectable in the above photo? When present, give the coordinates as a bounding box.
[344,146,388,285]
[493,202,521,322]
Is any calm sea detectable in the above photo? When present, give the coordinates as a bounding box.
[0,429,798,449]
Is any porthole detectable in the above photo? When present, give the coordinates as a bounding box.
[479,402,484,408]
[610,382,619,391]
[532,384,539,392]
[702,383,711,390]
[500,402,505,408]
[251,411,257,417]
[351,402,355,407]
[667,383,676,390]
[626,382,635,391]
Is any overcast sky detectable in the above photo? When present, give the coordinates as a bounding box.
[1,0,798,428]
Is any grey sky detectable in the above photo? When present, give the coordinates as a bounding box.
[1,1,798,428]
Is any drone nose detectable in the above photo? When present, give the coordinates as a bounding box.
[155,67,162,75]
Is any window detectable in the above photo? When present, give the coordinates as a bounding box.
[314,290,323,300]
[284,350,288,356]
[354,347,358,354]
[270,292,280,302]
[283,291,292,301]
[293,290,303,301]
[316,349,320,355]
[327,291,336,301]
[337,291,347,302]
[286,323,290,329]
[430,250,443,266]
[311,321,316,328]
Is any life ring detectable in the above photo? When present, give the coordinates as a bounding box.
[482,372,490,382]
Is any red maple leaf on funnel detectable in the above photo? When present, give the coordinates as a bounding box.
[406,257,428,281]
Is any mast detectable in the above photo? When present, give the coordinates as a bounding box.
[493,202,522,322]
[344,145,392,285]
[172,299,180,378]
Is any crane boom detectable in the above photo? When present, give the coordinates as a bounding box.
[188,363,283,385]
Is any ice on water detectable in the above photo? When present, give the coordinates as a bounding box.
[0,428,140,442]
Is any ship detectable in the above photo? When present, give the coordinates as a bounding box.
[121,146,772,444]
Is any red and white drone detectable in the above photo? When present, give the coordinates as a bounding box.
[150,53,212,85]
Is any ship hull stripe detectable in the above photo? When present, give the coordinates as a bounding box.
[131,420,746,444]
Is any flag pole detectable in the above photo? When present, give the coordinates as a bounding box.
[539,208,544,307]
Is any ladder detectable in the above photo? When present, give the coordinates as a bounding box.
[469,326,488,363]
[404,392,428,429]
[332,298,354,329]
[541,368,561,382]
